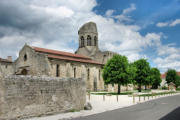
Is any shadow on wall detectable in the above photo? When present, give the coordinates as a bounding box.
[160,107,180,120]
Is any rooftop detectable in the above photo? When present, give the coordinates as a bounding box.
[31,46,103,65]
[161,72,180,79]
[0,58,12,63]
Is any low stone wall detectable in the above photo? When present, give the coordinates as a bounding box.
[0,75,86,119]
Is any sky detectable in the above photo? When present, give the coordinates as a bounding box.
[0,0,179,73]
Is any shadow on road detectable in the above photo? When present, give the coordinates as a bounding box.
[160,107,180,120]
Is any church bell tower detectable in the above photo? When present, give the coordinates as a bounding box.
[75,22,100,59]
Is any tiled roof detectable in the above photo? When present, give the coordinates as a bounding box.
[0,58,12,63]
[31,46,103,65]
[161,72,180,79]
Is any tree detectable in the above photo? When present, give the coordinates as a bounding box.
[166,69,177,84]
[103,55,130,94]
[134,59,151,92]
[150,68,162,89]
[127,63,137,84]
[175,75,180,88]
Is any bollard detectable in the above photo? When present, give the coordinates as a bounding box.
[103,95,105,101]
[144,96,145,101]
[117,95,118,102]
[139,96,141,102]
[148,94,149,100]
[152,93,153,99]
[133,95,135,104]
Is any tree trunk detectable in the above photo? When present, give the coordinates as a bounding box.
[138,84,141,92]
[145,85,147,90]
[118,84,121,94]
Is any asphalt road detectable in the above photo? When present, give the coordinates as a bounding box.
[71,94,180,120]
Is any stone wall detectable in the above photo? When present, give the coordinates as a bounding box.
[14,45,51,76]
[0,75,86,119]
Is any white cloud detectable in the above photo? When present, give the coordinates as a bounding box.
[169,19,180,26]
[122,3,136,15]
[30,5,74,18]
[105,10,115,17]
[156,19,180,27]
[105,3,136,23]
[0,0,179,72]
[156,22,169,27]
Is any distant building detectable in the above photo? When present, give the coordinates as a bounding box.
[161,72,180,87]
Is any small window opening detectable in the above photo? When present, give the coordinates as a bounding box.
[24,54,27,61]
[56,64,59,77]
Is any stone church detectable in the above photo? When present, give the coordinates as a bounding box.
[0,22,132,92]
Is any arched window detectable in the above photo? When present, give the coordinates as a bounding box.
[94,36,97,46]
[24,54,27,61]
[81,36,84,47]
[87,35,91,46]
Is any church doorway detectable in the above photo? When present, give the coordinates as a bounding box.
[21,69,28,75]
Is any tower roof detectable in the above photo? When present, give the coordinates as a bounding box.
[78,22,98,34]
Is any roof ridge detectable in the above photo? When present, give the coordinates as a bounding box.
[31,46,91,60]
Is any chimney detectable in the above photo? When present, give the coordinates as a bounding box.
[7,56,12,61]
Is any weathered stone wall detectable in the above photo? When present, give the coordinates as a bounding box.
[0,62,14,77]
[49,59,104,91]
[0,75,86,119]
[14,45,51,76]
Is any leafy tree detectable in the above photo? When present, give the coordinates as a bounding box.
[175,75,180,88]
[150,68,162,89]
[134,59,151,92]
[127,63,137,84]
[103,55,130,94]
[166,69,177,84]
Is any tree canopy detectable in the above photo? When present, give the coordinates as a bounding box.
[166,69,177,84]
[103,54,130,94]
[166,69,180,87]
[134,59,151,92]
[150,68,162,89]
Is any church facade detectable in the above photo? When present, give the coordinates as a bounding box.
[0,22,132,92]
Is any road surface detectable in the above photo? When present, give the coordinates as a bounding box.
[71,94,180,120]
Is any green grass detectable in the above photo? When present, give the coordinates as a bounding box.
[91,91,133,95]
[138,91,177,97]
[176,88,180,91]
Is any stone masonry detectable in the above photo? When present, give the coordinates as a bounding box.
[0,75,86,119]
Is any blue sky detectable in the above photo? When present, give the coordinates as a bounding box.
[93,0,180,72]
[0,0,179,73]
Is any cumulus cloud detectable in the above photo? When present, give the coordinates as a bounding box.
[105,10,115,17]
[0,0,179,72]
[156,19,180,27]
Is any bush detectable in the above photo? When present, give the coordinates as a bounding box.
[176,87,180,91]
[162,86,168,90]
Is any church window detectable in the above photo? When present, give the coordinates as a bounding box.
[56,64,60,77]
[87,35,91,46]
[24,54,27,61]
[94,36,97,46]
[74,67,76,78]
[87,68,90,80]
[99,69,101,80]
[81,36,85,47]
